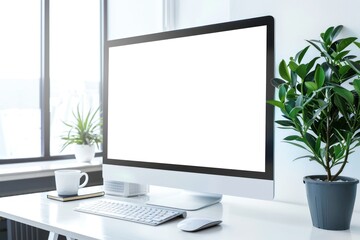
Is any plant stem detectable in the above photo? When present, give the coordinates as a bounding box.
[331,145,350,181]
[325,89,332,181]
[325,117,332,181]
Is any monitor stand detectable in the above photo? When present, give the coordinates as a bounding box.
[146,190,222,211]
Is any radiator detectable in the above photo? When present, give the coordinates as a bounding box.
[0,218,7,239]
[6,220,49,240]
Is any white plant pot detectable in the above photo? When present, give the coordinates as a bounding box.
[74,144,95,162]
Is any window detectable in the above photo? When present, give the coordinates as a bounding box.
[107,0,164,40]
[0,0,187,162]
[50,0,101,155]
[0,0,102,162]
[0,0,41,159]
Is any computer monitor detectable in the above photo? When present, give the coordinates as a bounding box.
[103,15,275,210]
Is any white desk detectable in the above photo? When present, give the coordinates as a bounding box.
[0,186,359,240]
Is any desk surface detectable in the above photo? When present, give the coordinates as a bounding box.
[0,186,359,240]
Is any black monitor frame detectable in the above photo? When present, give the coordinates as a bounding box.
[103,15,275,181]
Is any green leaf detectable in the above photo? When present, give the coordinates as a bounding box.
[339,65,351,76]
[296,64,307,79]
[315,135,322,155]
[322,26,334,44]
[334,94,348,116]
[267,100,284,109]
[279,60,291,82]
[293,155,314,161]
[333,86,354,104]
[275,120,295,127]
[314,65,325,88]
[307,40,331,59]
[271,78,286,87]
[295,46,310,64]
[289,106,302,118]
[353,79,360,95]
[355,42,360,48]
[331,25,343,41]
[305,133,316,150]
[306,57,320,73]
[334,144,345,159]
[284,135,302,141]
[286,88,296,100]
[334,50,350,61]
[290,71,298,88]
[295,95,303,107]
[305,82,318,92]
[336,37,357,52]
[346,59,360,75]
[307,40,322,52]
[279,84,286,102]
[305,101,328,127]
[284,101,295,115]
[288,61,298,72]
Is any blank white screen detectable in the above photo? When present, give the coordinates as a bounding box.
[108,25,267,172]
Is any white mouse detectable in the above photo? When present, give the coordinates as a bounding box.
[177,217,222,232]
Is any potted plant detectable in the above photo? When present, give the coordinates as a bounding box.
[61,105,102,162]
[268,25,360,230]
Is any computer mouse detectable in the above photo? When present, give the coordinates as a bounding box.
[177,217,222,232]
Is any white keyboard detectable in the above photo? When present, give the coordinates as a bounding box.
[75,199,187,226]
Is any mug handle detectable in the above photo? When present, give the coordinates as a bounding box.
[79,172,89,189]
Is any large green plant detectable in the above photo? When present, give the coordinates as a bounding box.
[61,105,102,151]
[268,26,360,181]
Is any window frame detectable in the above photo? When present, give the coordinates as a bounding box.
[0,0,104,164]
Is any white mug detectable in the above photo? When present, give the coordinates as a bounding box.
[55,170,89,196]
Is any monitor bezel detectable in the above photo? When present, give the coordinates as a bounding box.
[103,15,275,181]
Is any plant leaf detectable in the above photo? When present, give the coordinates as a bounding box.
[336,37,357,52]
[284,135,302,141]
[307,40,331,59]
[271,78,286,87]
[331,25,343,41]
[305,82,317,92]
[289,106,302,118]
[295,46,310,64]
[322,26,334,44]
[333,86,354,104]
[275,120,295,127]
[335,50,350,62]
[279,84,286,102]
[314,65,325,88]
[353,79,360,95]
[296,64,308,79]
[315,135,322,155]
[306,57,320,73]
[267,100,284,109]
[334,94,348,116]
[288,61,298,72]
[346,59,360,75]
[339,65,351,76]
[293,155,314,161]
[279,60,291,82]
[305,133,316,150]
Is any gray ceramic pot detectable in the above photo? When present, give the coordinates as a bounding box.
[303,175,359,230]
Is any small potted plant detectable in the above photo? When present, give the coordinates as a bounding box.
[268,26,360,230]
[61,105,102,162]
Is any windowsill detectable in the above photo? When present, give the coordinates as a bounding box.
[0,157,102,182]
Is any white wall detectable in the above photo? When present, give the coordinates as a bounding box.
[174,0,230,29]
[175,0,360,211]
